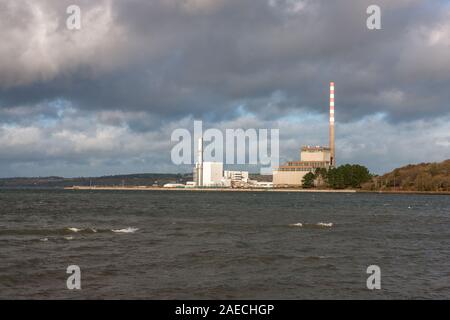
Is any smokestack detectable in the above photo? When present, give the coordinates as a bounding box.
[197,137,203,186]
[329,82,335,167]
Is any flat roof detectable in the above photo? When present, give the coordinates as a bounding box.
[301,146,331,151]
[277,161,331,170]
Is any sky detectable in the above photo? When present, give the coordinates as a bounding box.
[0,0,450,177]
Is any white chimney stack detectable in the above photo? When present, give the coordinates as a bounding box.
[329,81,335,167]
[197,137,203,186]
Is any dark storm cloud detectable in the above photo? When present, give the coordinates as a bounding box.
[1,0,450,124]
[0,0,450,177]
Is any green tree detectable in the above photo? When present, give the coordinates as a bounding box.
[327,168,345,189]
[302,172,315,188]
[327,164,371,189]
[349,164,371,188]
[314,168,328,187]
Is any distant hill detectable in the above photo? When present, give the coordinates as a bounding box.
[0,173,272,189]
[2,161,449,192]
[362,159,450,192]
[0,173,191,189]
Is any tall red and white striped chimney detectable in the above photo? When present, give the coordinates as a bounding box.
[329,82,335,167]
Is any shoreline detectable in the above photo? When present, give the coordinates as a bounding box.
[62,186,450,195]
[64,186,355,193]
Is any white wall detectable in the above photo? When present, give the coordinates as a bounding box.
[300,150,331,162]
[224,170,249,181]
[203,162,224,186]
[273,170,310,186]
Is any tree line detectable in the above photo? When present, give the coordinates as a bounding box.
[302,164,372,189]
[362,159,450,192]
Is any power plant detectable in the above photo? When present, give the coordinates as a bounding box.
[187,82,337,188]
[329,81,336,167]
[194,138,203,186]
[273,82,336,186]
[193,137,252,187]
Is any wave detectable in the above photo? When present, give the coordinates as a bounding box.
[289,223,303,227]
[0,226,139,237]
[288,222,333,228]
[317,222,333,228]
[66,227,97,233]
[303,255,328,260]
[111,227,139,233]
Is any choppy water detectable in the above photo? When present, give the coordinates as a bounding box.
[1,189,449,299]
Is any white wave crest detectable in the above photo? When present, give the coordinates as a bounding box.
[111,227,139,233]
[317,222,333,227]
[289,223,303,227]
[64,236,74,240]
[67,227,83,232]
[40,238,48,242]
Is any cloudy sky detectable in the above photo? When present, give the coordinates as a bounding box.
[1,0,450,177]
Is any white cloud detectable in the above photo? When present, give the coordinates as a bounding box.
[1,108,450,177]
[0,0,129,87]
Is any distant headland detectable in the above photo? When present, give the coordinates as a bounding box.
[1,159,449,195]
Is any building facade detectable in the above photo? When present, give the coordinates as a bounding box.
[202,162,224,186]
[272,82,336,187]
[223,170,249,182]
[273,147,331,186]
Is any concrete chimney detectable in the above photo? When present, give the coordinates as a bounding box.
[329,82,335,167]
[197,137,203,186]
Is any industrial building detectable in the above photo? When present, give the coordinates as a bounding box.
[273,82,336,187]
[224,170,249,182]
[193,138,251,187]
[194,137,204,186]
[191,82,337,188]
[202,162,224,186]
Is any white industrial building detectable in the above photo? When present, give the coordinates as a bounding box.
[221,170,250,187]
[202,162,224,186]
[223,170,249,182]
[193,138,226,187]
[272,146,331,186]
[192,137,267,188]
